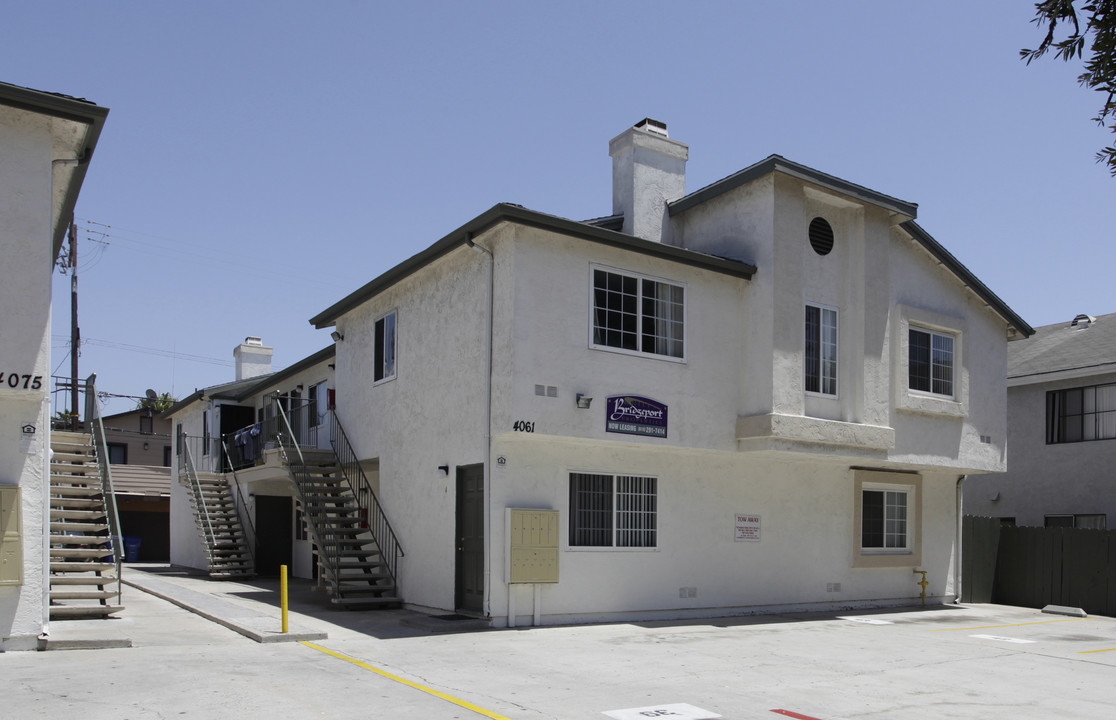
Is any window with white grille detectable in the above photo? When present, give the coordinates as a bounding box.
[569,472,657,548]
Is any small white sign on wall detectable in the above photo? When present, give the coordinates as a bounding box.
[734,513,760,542]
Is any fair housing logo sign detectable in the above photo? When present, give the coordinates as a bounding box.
[605,395,668,438]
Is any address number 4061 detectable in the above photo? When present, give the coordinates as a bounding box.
[512,420,535,433]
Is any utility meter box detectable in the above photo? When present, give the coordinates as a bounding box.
[0,486,22,586]
[507,509,559,584]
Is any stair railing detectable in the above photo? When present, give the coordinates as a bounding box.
[329,408,404,590]
[180,435,218,557]
[84,373,123,603]
[220,438,257,570]
[269,396,341,599]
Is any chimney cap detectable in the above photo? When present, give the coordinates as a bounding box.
[244,336,263,346]
[634,118,669,137]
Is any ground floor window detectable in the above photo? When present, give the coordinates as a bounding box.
[853,470,922,568]
[1045,513,1106,529]
[569,472,657,548]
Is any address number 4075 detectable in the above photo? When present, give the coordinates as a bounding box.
[0,373,43,390]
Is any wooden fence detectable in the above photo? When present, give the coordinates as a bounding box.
[962,516,1116,617]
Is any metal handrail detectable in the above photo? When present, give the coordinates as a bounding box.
[329,408,404,587]
[270,397,342,598]
[181,437,218,553]
[221,439,257,569]
[85,373,123,603]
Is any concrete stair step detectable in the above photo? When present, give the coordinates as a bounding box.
[52,521,110,533]
[50,605,124,620]
[51,561,115,572]
[50,589,119,601]
[51,535,112,546]
[50,497,105,509]
[50,575,117,587]
[50,509,107,520]
[51,547,114,560]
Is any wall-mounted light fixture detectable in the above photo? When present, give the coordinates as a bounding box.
[438,464,449,475]
[576,393,593,409]
[143,442,149,451]
[331,331,344,342]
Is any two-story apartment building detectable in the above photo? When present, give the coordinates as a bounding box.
[966,312,1116,528]
[302,119,1032,625]
[170,120,1031,626]
[0,81,108,650]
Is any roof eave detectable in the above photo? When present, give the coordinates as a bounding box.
[0,82,110,262]
[668,155,918,221]
[309,203,757,328]
[900,220,1034,338]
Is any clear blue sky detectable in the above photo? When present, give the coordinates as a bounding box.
[5,1,1112,415]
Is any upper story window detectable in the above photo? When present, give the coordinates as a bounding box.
[591,266,684,360]
[374,311,397,383]
[805,304,838,396]
[139,414,153,434]
[1047,383,1116,444]
[909,327,954,398]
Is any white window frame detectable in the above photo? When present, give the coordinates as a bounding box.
[894,305,966,418]
[853,470,921,568]
[805,303,838,397]
[860,484,911,553]
[568,471,658,550]
[373,310,397,385]
[588,264,686,362]
[908,326,955,399]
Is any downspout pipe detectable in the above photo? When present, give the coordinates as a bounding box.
[466,233,494,619]
[955,474,966,604]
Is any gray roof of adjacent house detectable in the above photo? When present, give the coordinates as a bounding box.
[1008,313,1116,382]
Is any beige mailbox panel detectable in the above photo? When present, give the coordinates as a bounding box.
[0,486,22,586]
[508,509,559,584]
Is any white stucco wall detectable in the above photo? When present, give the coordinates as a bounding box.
[966,371,1116,526]
[0,109,55,650]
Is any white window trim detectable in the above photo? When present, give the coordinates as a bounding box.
[373,309,397,386]
[895,305,967,417]
[566,469,660,552]
[587,264,687,363]
[805,302,839,399]
[908,326,957,400]
[853,470,922,569]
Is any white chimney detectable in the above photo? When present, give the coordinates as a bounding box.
[233,336,273,381]
[609,118,688,242]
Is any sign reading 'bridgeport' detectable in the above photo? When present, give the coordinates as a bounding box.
[605,395,668,438]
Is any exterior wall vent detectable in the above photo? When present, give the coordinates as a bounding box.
[1070,314,1095,329]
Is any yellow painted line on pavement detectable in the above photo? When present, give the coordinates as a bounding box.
[300,641,513,720]
[1078,647,1116,654]
[932,618,1085,632]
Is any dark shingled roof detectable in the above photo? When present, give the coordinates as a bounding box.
[1008,313,1116,381]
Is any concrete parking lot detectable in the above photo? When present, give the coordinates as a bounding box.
[4,566,1115,719]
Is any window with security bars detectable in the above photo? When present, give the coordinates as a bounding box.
[909,327,954,397]
[591,267,684,359]
[805,304,838,395]
[861,488,909,550]
[569,472,657,547]
[1047,383,1116,444]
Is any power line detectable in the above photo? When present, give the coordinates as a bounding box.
[51,335,232,367]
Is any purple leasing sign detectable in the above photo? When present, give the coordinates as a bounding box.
[606,395,668,438]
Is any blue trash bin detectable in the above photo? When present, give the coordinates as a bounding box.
[123,536,142,562]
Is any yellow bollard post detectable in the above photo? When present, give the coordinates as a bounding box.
[281,564,289,633]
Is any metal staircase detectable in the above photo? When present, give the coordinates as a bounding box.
[271,400,402,608]
[48,429,123,619]
[179,440,255,579]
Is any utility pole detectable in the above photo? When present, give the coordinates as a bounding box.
[69,220,79,431]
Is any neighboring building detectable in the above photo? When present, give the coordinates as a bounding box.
[0,81,107,650]
[172,120,1032,626]
[100,407,173,560]
[966,312,1116,529]
[167,340,336,580]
